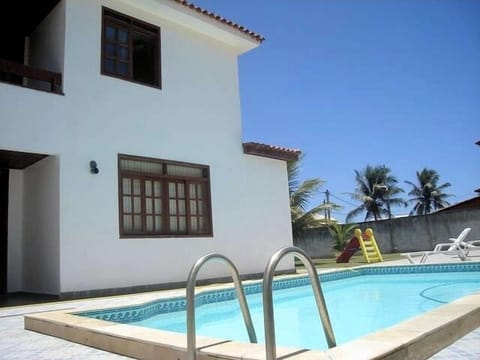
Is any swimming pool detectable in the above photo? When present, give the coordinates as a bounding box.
[77,263,480,351]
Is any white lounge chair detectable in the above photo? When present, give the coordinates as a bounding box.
[463,238,480,257]
[401,228,473,264]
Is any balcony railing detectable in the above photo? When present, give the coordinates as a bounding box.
[0,58,62,94]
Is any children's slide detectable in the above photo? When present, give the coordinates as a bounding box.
[359,228,384,263]
[336,236,360,263]
[335,228,384,264]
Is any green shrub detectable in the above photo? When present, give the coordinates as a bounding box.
[328,223,357,252]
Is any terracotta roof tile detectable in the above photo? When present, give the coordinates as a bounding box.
[173,0,265,43]
[435,196,480,212]
[243,142,301,161]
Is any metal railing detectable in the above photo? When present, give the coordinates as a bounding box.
[186,253,257,360]
[263,246,336,360]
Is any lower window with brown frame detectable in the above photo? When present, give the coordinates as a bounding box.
[118,155,212,237]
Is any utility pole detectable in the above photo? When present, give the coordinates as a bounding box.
[377,185,396,252]
[325,189,331,221]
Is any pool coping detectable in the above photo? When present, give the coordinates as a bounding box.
[24,264,480,360]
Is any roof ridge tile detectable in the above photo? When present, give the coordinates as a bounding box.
[243,142,301,161]
[172,0,265,43]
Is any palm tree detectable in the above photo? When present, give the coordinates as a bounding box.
[328,223,357,252]
[405,168,453,215]
[346,165,406,222]
[288,157,338,239]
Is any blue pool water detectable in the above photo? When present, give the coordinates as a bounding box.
[131,272,480,350]
[78,264,480,351]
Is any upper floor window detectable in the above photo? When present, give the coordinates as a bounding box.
[118,155,212,238]
[102,8,161,88]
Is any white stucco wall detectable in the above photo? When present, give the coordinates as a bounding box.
[224,155,294,272]
[0,0,293,294]
[22,157,60,294]
[7,170,24,292]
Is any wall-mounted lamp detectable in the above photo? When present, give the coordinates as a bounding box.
[90,160,99,174]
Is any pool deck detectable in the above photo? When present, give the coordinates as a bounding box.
[1,254,479,360]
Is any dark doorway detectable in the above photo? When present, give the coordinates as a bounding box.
[0,1,61,87]
[0,168,8,295]
[0,150,49,297]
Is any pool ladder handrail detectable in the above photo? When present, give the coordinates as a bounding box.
[186,253,257,360]
[263,246,336,360]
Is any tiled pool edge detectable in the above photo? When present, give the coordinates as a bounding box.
[24,292,480,359]
[76,262,480,324]
[24,262,480,360]
[324,293,480,360]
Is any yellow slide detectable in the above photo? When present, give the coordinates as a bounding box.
[355,228,383,263]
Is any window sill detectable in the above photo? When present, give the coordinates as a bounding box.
[101,72,161,90]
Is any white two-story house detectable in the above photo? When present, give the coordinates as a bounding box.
[0,0,298,298]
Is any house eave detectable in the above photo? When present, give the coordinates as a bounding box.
[243,142,301,162]
[121,0,263,54]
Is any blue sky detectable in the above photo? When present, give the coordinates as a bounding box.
[192,0,480,222]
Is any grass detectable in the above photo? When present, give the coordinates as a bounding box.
[295,253,405,270]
